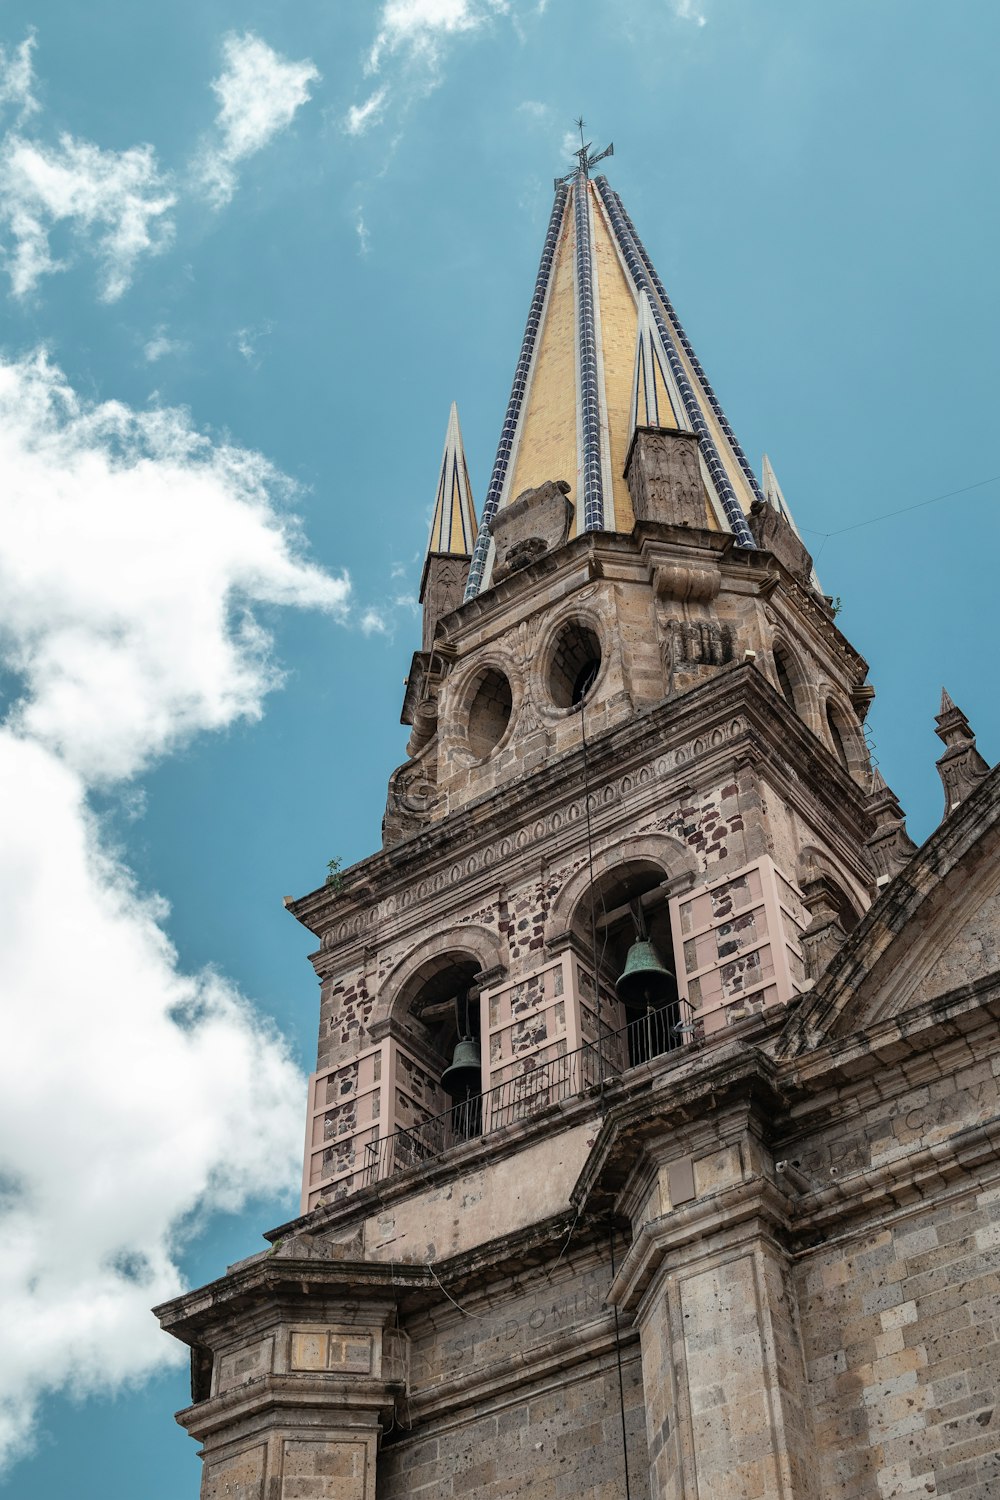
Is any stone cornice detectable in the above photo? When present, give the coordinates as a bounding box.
[570,1040,788,1214]
[606,1175,792,1316]
[175,1373,400,1443]
[403,1311,634,1427]
[291,664,873,962]
[154,1259,427,1347]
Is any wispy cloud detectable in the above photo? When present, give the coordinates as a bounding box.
[0,33,174,300]
[0,349,351,1469]
[0,133,175,301]
[198,32,319,208]
[672,0,708,25]
[367,0,510,75]
[346,0,515,132]
[345,86,387,137]
[232,319,273,367]
[143,327,187,363]
[0,32,38,122]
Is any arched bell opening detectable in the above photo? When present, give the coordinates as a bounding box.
[395,954,485,1141]
[571,860,687,1067]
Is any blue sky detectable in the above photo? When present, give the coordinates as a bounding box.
[0,0,996,1493]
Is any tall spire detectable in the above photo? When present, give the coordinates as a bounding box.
[465,150,765,598]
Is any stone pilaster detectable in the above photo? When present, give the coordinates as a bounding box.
[597,1065,819,1500]
[156,1259,414,1500]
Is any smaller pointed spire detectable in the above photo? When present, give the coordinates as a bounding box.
[426,403,477,561]
[935,689,990,818]
[419,404,478,652]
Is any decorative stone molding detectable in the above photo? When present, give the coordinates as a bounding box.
[863,769,918,888]
[624,425,704,528]
[747,497,815,585]
[799,872,848,980]
[651,559,721,603]
[935,688,990,818]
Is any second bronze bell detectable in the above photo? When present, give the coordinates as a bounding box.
[442,1035,481,1098]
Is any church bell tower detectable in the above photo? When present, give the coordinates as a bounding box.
[158,143,1000,1500]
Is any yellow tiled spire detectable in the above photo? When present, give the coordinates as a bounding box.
[427,402,477,558]
[466,166,770,596]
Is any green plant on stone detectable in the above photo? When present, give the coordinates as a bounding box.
[325,857,344,891]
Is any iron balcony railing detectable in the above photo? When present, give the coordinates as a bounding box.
[362,1002,694,1188]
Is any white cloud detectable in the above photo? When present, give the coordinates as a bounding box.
[199,32,319,208]
[354,207,370,255]
[367,0,510,75]
[0,32,38,122]
[346,86,387,136]
[672,0,708,24]
[0,132,175,300]
[0,349,351,1469]
[359,605,392,635]
[517,99,548,120]
[143,327,187,363]
[233,320,273,367]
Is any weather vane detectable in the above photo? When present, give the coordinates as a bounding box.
[554,116,613,189]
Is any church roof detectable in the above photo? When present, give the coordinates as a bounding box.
[464,154,770,599]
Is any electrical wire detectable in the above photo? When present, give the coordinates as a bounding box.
[578,669,632,1500]
[608,1218,634,1500]
[799,472,1000,542]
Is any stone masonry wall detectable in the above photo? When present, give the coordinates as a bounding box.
[378,1248,650,1499]
[378,1352,648,1500]
[799,1184,1000,1499]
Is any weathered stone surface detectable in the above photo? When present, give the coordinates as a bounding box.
[625,425,704,529]
[488,478,573,582]
[748,495,815,585]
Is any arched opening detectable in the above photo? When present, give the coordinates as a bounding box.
[547,620,602,709]
[466,668,513,759]
[396,955,484,1143]
[571,860,686,1066]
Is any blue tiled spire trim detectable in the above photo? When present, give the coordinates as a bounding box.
[464,184,570,601]
[609,186,765,509]
[594,177,756,550]
[573,175,606,532]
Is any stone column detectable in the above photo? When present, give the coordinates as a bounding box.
[610,1117,818,1499]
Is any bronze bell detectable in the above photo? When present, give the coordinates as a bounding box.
[442,1036,481,1098]
[615,938,675,1009]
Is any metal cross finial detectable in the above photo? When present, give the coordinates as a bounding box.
[553,119,614,189]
